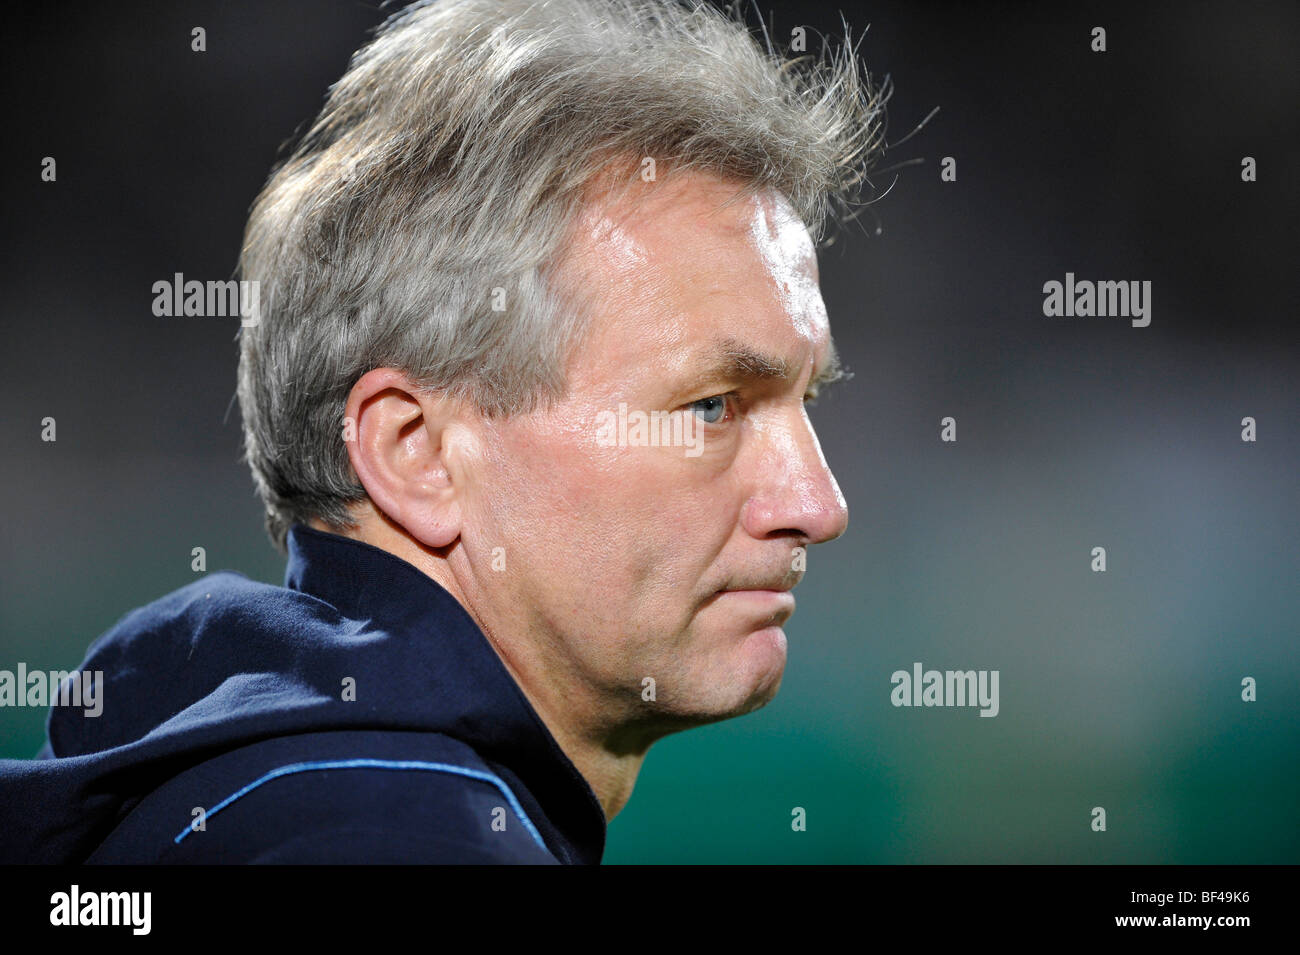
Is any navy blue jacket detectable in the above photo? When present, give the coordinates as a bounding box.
[0,525,606,863]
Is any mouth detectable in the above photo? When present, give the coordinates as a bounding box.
[711,587,796,624]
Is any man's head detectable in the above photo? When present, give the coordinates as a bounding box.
[238,0,885,758]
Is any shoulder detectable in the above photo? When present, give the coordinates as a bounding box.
[88,730,557,864]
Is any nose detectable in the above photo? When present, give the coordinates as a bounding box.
[740,404,849,546]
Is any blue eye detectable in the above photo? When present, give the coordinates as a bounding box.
[689,395,729,423]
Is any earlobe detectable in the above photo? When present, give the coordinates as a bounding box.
[342,368,465,549]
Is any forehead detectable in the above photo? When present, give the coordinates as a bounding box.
[556,172,830,389]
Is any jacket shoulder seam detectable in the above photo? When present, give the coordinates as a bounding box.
[170,757,546,852]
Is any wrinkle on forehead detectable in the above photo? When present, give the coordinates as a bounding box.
[555,173,830,385]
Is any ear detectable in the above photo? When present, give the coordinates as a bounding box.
[342,368,470,549]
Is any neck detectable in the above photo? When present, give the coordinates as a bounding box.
[316,515,653,820]
[474,623,651,821]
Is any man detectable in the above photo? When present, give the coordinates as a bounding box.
[0,0,884,863]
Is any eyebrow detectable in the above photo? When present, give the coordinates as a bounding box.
[700,337,846,397]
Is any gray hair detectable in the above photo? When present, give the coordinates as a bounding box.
[237,0,889,551]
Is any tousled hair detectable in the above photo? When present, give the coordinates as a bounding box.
[237,0,890,551]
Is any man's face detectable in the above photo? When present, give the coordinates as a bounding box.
[456,172,849,733]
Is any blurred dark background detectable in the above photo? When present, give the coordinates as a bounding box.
[1,0,1296,862]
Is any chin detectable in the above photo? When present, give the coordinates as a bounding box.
[729,624,788,714]
[646,623,789,729]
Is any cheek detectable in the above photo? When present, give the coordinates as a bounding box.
[479,423,642,580]
[483,422,720,603]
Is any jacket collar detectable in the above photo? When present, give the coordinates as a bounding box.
[284,524,606,864]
